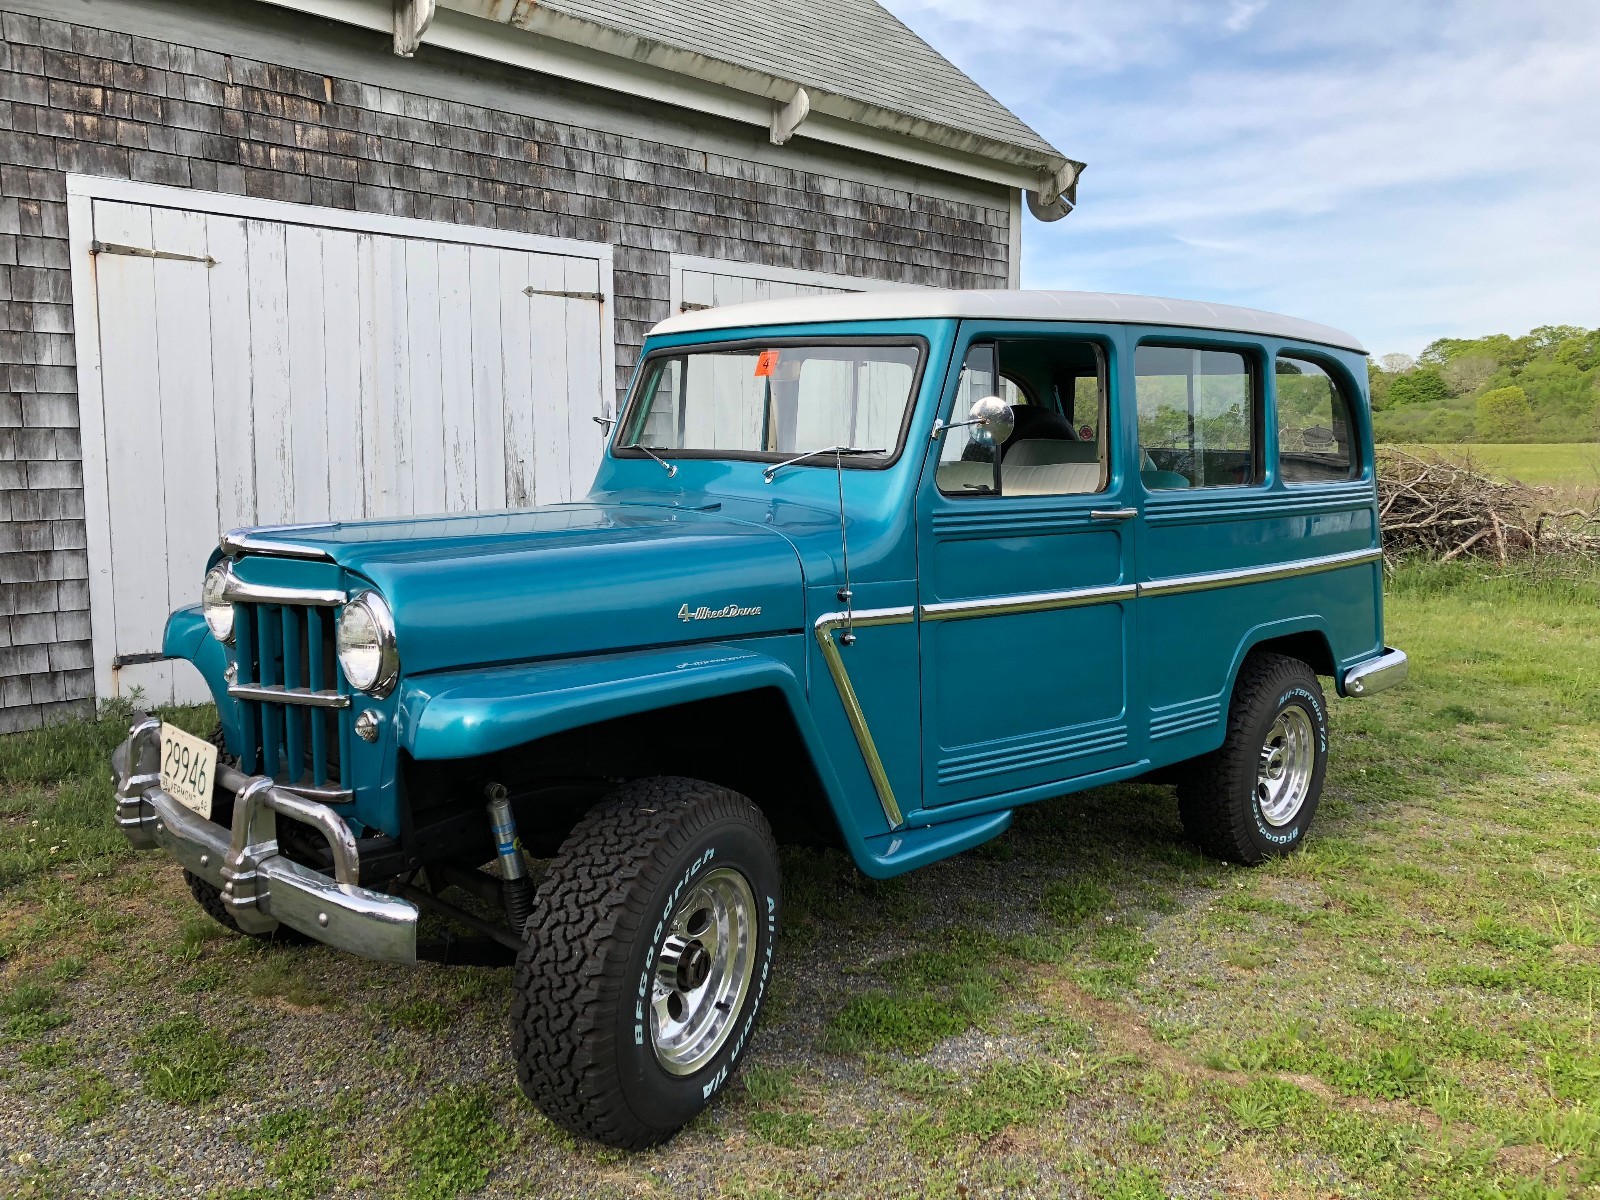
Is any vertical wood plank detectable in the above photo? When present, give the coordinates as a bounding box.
[526,253,568,505]
[405,239,444,514]
[246,219,294,524]
[680,268,714,312]
[435,241,475,511]
[469,246,507,510]
[205,215,255,532]
[563,256,604,499]
[499,251,535,507]
[354,233,379,518]
[321,229,363,520]
[284,224,330,523]
[93,201,172,701]
[151,206,219,704]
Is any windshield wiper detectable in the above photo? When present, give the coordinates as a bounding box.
[627,443,678,478]
[761,445,884,484]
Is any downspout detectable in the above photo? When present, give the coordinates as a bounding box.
[1026,159,1086,223]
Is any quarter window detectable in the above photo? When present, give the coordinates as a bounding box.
[1275,356,1358,483]
[1135,346,1256,489]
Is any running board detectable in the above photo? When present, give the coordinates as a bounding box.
[861,809,1014,878]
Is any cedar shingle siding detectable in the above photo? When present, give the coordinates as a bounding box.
[0,3,1011,732]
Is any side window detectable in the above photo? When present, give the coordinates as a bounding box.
[937,339,1107,498]
[1135,346,1255,489]
[1275,356,1358,484]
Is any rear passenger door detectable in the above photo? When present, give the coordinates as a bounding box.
[913,325,1140,812]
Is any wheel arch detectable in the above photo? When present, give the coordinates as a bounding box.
[397,643,865,859]
[1222,617,1338,705]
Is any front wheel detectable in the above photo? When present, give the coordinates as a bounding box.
[511,777,781,1148]
[1177,654,1329,865]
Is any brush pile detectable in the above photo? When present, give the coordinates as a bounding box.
[1377,449,1600,564]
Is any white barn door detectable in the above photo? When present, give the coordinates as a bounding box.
[68,179,614,704]
[668,253,915,317]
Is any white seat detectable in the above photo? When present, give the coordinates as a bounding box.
[1000,460,1103,496]
[1004,439,1099,467]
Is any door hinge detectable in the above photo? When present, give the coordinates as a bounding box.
[113,651,169,668]
[91,241,216,267]
[522,286,604,302]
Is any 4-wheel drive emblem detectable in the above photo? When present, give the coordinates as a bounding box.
[678,602,762,622]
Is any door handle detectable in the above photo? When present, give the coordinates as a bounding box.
[1090,507,1138,521]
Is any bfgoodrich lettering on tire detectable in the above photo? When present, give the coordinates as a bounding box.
[1176,653,1329,865]
[511,777,781,1148]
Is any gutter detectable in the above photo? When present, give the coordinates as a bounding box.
[257,0,1083,207]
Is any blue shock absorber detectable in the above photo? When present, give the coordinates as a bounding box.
[486,784,533,936]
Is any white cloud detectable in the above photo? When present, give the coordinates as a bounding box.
[882,0,1600,355]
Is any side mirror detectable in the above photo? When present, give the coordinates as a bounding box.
[930,395,1015,446]
[967,396,1014,447]
[593,404,616,436]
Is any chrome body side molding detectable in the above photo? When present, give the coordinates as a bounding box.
[1139,547,1383,598]
[1341,647,1409,697]
[921,582,1137,622]
[812,606,914,829]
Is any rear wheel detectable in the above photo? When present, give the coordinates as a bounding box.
[511,777,781,1148]
[1177,654,1328,864]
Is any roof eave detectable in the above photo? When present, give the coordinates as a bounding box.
[444,0,1076,189]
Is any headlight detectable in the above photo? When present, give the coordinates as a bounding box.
[201,564,234,643]
[337,591,399,698]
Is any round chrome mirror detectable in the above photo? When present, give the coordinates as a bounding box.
[968,395,1015,447]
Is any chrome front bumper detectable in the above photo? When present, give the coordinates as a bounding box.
[113,716,418,963]
[1341,647,1409,698]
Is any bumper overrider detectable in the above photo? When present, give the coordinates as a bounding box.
[112,716,419,963]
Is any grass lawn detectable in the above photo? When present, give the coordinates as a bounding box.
[3,562,1600,1197]
[1388,442,1600,494]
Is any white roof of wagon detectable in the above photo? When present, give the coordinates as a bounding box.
[652,289,1366,353]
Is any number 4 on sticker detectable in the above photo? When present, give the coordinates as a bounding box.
[754,350,779,378]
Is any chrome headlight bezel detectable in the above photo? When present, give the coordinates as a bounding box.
[201,563,235,644]
[337,591,400,699]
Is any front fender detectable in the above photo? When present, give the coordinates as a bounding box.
[398,643,808,763]
[396,643,894,873]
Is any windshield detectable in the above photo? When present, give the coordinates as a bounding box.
[620,340,924,464]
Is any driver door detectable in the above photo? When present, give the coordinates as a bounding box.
[915,328,1140,810]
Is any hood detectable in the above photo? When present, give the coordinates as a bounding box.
[233,503,806,675]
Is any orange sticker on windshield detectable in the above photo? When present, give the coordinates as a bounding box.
[754,350,780,378]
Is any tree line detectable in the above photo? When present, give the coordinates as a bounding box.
[1369,325,1600,444]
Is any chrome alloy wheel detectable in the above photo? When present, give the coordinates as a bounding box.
[1257,706,1315,827]
[649,866,758,1076]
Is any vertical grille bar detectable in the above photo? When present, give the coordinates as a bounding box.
[306,607,328,786]
[258,604,283,777]
[233,604,260,774]
[281,606,303,781]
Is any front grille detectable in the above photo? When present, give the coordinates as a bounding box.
[231,599,351,800]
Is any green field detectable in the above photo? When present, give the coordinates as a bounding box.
[4,564,1600,1197]
[1387,442,1600,493]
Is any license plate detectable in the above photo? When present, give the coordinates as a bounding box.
[159,723,218,819]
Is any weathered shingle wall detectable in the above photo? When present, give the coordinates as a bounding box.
[0,3,1011,732]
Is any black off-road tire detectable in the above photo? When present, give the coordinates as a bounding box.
[183,870,311,943]
[512,777,781,1149]
[1177,653,1329,865]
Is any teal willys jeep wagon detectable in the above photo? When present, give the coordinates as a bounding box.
[112,289,1407,1147]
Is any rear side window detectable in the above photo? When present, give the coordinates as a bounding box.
[1275,356,1358,484]
[1135,346,1256,489]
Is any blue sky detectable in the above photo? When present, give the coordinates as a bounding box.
[881,0,1600,357]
